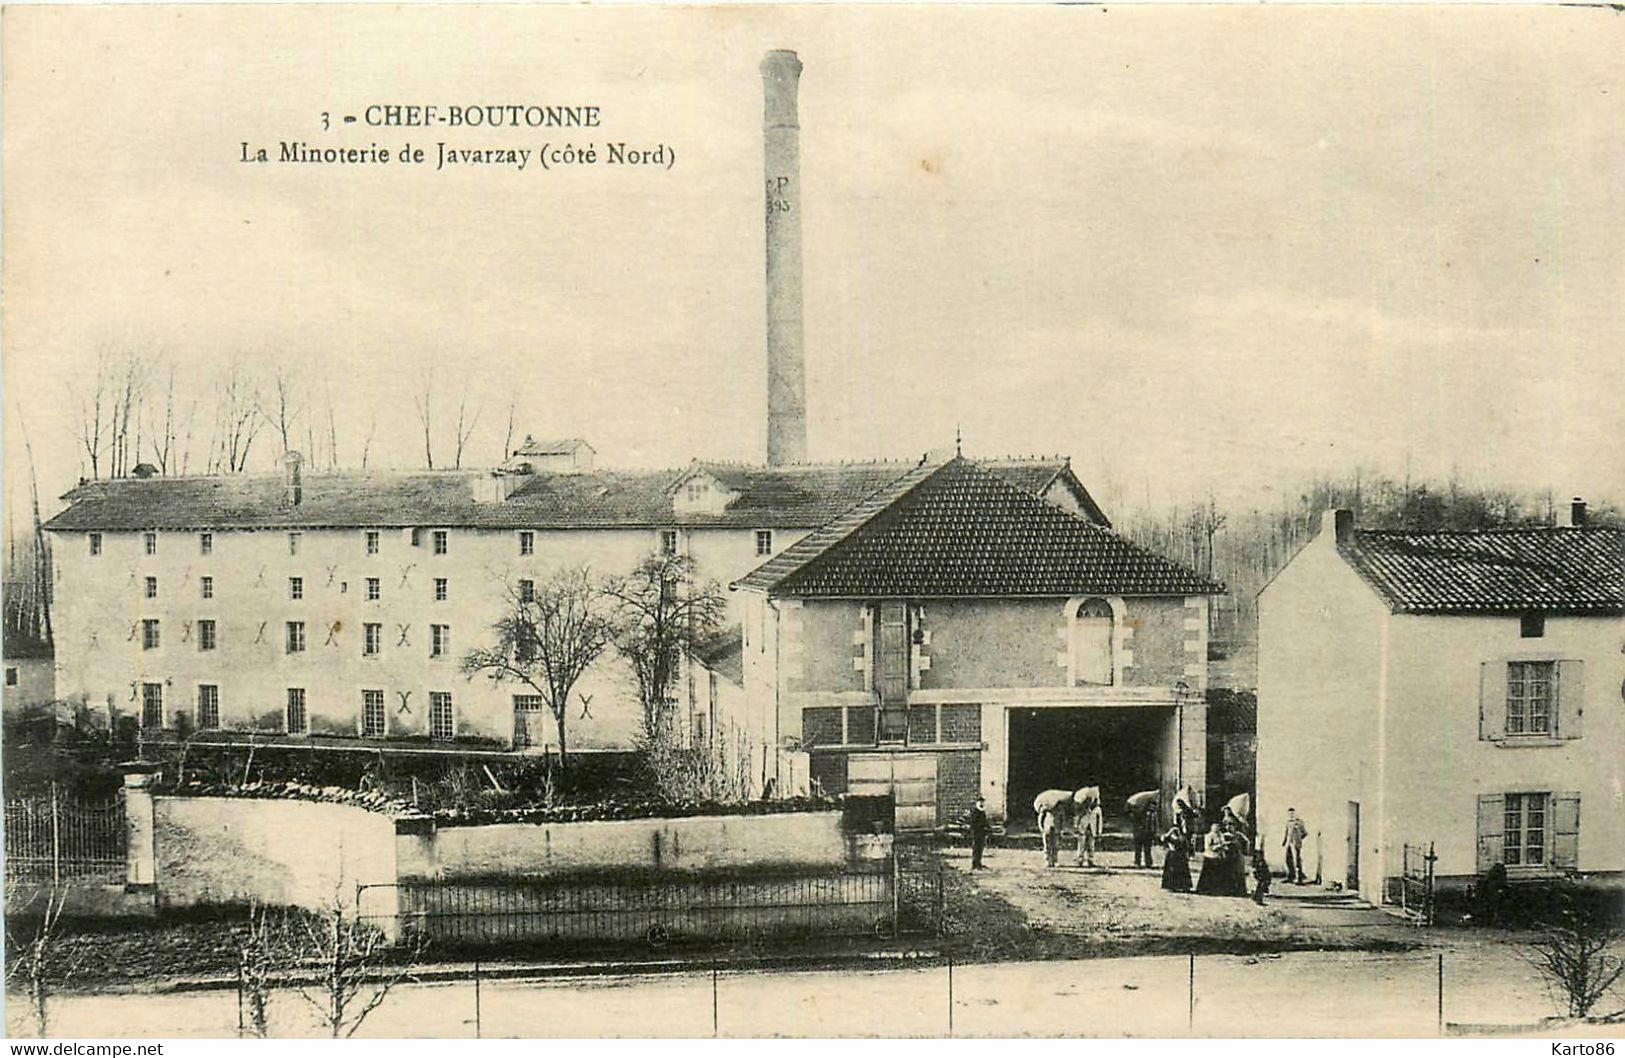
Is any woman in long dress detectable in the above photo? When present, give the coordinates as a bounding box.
[1160,824,1193,892]
[1194,824,1232,895]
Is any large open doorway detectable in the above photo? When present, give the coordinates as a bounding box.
[1005,706,1174,830]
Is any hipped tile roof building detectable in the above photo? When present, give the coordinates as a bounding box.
[735,457,1223,598]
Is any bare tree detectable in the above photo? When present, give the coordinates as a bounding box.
[412,367,435,469]
[179,398,199,476]
[19,412,53,643]
[1524,889,1625,1020]
[209,363,263,473]
[451,381,482,470]
[322,375,340,470]
[500,397,517,463]
[108,353,147,478]
[462,567,612,766]
[237,901,280,1038]
[261,366,303,457]
[6,407,55,643]
[604,554,727,748]
[359,411,377,470]
[291,900,419,1039]
[146,362,180,474]
[69,350,111,480]
[3,881,77,1037]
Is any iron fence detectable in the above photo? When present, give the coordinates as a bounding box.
[357,857,941,950]
[1400,842,1436,926]
[3,787,127,886]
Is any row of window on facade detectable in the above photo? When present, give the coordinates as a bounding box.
[90,527,776,559]
[802,702,984,748]
[134,619,453,657]
[137,575,460,603]
[137,681,457,740]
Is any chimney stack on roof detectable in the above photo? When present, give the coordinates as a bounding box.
[282,451,304,506]
[762,49,807,467]
[1321,507,1354,546]
[1564,496,1587,527]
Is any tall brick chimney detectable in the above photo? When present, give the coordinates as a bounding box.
[762,49,806,467]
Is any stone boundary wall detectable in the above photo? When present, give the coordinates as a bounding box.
[101,765,877,933]
[151,795,398,913]
[397,810,850,881]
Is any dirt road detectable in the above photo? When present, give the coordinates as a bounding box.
[8,945,1569,1039]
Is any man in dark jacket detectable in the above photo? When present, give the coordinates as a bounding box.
[968,798,991,869]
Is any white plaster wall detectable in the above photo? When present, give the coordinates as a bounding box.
[414,811,848,879]
[1256,529,1387,894]
[2,656,55,709]
[51,523,809,750]
[1381,612,1625,879]
[153,796,397,911]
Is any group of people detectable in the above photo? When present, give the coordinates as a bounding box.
[965,787,1315,908]
[1169,800,1312,904]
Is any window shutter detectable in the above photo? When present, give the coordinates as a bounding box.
[1478,662,1506,741]
[1551,792,1580,870]
[1555,660,1585,740]
[1476,793,1504,872]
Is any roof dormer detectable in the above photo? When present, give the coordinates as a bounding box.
[670,468,738,517]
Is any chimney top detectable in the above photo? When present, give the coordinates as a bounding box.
[282,450,304,506]
[1321,508,1354,546]
[1564,497,1587,528]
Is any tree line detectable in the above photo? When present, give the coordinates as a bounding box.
[66,350,516,482]
[1113,471,1621,680]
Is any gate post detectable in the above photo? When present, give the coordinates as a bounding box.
[119,761,160,895]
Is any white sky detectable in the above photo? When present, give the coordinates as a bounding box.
[4,5,1622,518]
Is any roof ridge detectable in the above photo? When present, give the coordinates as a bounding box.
[1356,525,1617,536]
[732,458,952,592]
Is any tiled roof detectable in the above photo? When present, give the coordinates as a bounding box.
[513,437,594,456]
[734,458,1223,599]
[42,457,1079,533]
[693,628,745,687]
[2,629,53,659]
[1342,527,1625,614]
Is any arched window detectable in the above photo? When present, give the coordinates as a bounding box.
[1071,597,1115,686]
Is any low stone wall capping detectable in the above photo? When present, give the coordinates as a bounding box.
[116,765,875,922]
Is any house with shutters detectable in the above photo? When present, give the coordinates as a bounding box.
[731,455,1223,829]
[1257,504,1624,901]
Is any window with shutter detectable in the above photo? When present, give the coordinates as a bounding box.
[1554,660,1585,740]
[1551,792,1581,870]
[1505,793,1547,866]
[1479,662,1506,740]
[1476,793,1505,872]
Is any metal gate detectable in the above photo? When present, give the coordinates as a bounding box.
[1400,842,1436,926]
[849,753,937,830]
[3,787,126,885]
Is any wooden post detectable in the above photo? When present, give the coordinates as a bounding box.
[712,965,719,1038]
[473,961,482,1039]
[1436,952,1444,1033]
[947,955,954,1037]
[891,847,900,937]
[50,781,61,886]
[1188,952,1195,1031]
